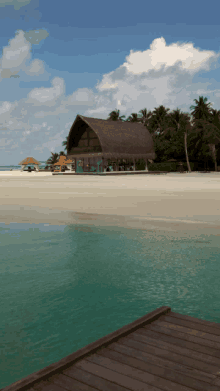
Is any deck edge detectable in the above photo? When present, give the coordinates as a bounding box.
[1,306,171,391]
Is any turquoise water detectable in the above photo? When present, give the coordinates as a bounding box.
[0,165,21,171]
[0,222,220,388]
[0,163,46,171]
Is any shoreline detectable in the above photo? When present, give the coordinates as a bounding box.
[1,172,220,236]
[1,205,220,238]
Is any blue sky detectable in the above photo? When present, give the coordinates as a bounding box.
[0,0,220,165]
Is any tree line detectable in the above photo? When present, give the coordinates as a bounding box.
[47,96,220,171]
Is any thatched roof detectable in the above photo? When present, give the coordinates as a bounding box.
[67,115,155,160]
[54,156,74,166]
[18,157,40,165]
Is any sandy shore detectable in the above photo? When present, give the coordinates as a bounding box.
[1,171,220,235]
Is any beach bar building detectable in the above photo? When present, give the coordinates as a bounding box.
[18,157,40,171]
[66,115,155,173]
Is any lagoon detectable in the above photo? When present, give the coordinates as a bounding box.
[0,221,220,388]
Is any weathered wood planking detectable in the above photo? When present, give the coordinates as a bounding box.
[2,306,220,391]
[1,306,170,391]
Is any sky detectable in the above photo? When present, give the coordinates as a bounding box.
[0,0,220,165]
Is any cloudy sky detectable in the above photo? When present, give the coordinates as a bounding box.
[0,0,220,165]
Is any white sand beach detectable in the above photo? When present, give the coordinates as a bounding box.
[1,171,220,235]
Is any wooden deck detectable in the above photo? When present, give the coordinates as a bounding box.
[2,306,220,391]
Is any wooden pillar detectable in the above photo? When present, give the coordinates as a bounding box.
[133,158,136,171]
[103,158,107,172]
[145,159,148,171]
[115,159,118,171]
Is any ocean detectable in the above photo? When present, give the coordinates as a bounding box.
[0,221,220,388]
[0,165,21,171]
[0,163,46,171]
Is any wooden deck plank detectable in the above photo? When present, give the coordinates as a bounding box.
[139,328,220,359]
[151,320,220,344]
[2,306,170,391]
[160,315,220,336]
[63,365,130,391]
[31,380,66,391]
[104,341,216,383]
[144,322,220,351]
[70,360,163,391]
[2,306,220,391]
[95,346,220,391]
[132,328,220,368]
[46,373,98,391]
[169,312,220,329]
[86,353,199,391]
[114,335,220,375]
[212,377,220,386]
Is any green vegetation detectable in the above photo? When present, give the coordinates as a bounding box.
[57,96,220,171]
[107,96,220,171]
[46,151,65,167]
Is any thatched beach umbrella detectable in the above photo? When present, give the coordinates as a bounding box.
[54,156,74,172]
[19,157,40,171]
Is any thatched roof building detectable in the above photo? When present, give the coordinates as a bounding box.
[54,156,73,166]
[54,155,75,171]
[67,115,155,172]
[18,157,40,165]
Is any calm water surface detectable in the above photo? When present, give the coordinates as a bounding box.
[0,222,220,388]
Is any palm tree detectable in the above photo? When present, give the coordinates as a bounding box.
[138,108,152,126]
[62,136,68,151]
[107,109,125,121]
[190,96,213,122]
[46,152,59,166]
[149,105,170,135]
[125,113,140,122]
[195,114,220,171]
[59,151,66,156]
[190,97,220,170]
[167,108,192,172]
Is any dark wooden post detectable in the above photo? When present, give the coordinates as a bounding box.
[145,159,148,171]
[133,158,136,171]
[116,159,119,171]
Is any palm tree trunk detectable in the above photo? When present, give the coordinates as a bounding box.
[209,144,217,171]
[184,131,191,172]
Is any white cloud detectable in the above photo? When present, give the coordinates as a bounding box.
[1,30,31,70]
[0,30,46,80]
[0,101,13,115]
[0,0,32,10]
[25,59,44,76]
[35,130,65,153]
[1,36,220,164]
[66,87,94,106]
[87,37,220,117]
[28,77,65,106]
[123,37,219,75]
[97,38,220,95]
